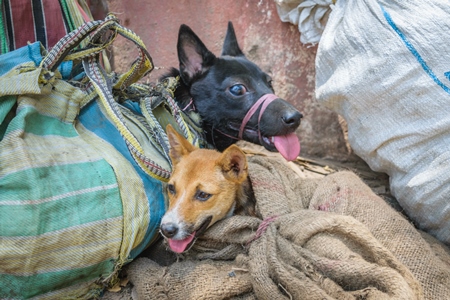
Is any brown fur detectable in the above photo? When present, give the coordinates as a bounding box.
[160,125,255,253]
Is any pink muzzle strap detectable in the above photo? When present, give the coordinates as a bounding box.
[212,92,300,161]
[238,93,278,141]
[182,98,195,112]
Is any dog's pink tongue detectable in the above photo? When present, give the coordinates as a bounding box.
[273,133,300,161]
[168,233,195,253]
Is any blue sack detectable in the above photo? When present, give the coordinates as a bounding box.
[0,14,205,299]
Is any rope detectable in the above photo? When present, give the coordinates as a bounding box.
[246,215,279,248]
[182,98,195,111]
[38,13,204,181]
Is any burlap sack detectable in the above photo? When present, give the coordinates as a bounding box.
[126,258,254,300]
[126,156,450,300]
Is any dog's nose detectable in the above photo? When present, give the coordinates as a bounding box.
[161,223,178,238]
[282,110,303,128]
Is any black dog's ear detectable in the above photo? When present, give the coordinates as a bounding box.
[177,24,216,86]
[221,21,244,57]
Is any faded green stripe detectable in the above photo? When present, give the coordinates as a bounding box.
[6,106,77,137]
[0,160,118,201]
[0,185,122,236]
[0,95,16,140]
[0,259,114,299]
[0,0,8,54]
[59,0,76,32]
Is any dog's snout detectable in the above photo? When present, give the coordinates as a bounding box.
[161,223,178,238]
[282,110,302,127]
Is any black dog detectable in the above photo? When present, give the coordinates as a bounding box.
[165,22,302,161]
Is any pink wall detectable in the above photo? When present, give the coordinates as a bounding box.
[107,0,349,159]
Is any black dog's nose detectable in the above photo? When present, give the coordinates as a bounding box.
[282,110,303,127]
[161,223,178,238]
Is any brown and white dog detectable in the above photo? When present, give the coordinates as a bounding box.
[160,124,256,253]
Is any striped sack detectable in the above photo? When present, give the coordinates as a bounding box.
[0,0,93,54]
[0,14,205,299]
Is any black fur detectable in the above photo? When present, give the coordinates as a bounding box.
[164,22,302,151]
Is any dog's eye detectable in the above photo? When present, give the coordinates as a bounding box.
[167,184,176,195]
[229,84,247,96]
[195,190,212,201]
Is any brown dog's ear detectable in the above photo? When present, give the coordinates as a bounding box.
[221,21,244,57]
[166,124,196,165]
[177,24,216,86]
[219,144,248,183]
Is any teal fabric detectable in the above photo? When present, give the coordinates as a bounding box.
[0,42,124,299]
[79,100,166,259]
[0,42,72,78]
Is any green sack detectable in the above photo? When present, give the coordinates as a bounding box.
[0,14,204,299]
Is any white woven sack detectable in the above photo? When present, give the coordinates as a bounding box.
[313,0,450,245]
[275,0,335,45]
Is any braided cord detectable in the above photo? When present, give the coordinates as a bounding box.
[38,14,204,181]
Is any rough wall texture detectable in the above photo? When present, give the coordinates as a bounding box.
[107,0,351,160]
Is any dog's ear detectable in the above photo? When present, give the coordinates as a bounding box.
[166,124,196,165]
[221,21,244,57]
[177,24,216,86]
[219,145,248,183]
